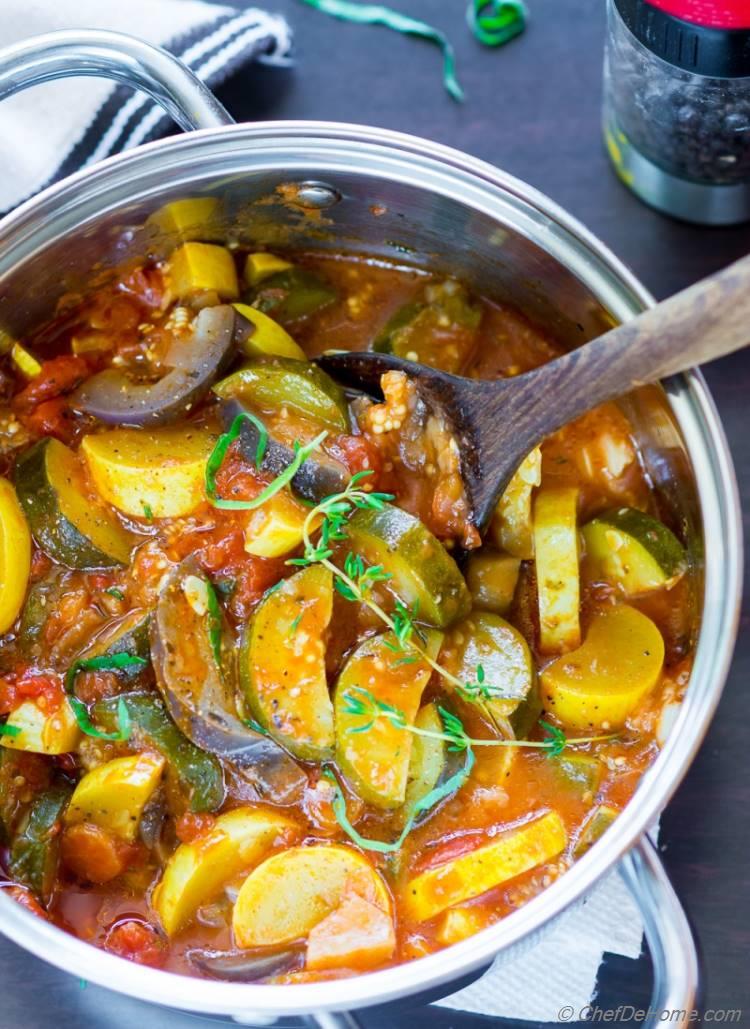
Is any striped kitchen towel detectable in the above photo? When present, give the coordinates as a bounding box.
[0,0,292,214]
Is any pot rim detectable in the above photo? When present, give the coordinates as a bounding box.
[0,121,742,1018]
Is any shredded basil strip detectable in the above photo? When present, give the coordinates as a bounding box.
[105,587,125,601]
[467,0,526,47]
[323,748,475,854]
[204,579,224,668]
[0,722,21,738]
[206,413,328,511]
[65,653,147,741]
[297,0,464,102]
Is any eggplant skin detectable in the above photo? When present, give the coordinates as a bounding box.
[186,946,302,982]
[220,397,349,504]
[71,305,244,427]
[150,558,306,801]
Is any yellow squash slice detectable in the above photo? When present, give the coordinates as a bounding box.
[541,604,664,730]
[82,426,215,518]
[0,477,31,633]
[404,810,567,922]
[0,699,80,755]
[533,486,581,653]
[233,302,306,361]
[167,242,238,300]
[232,843,391,949]
[65,753,165,843]
[153,807,299,937]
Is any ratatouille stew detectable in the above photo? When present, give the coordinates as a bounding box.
[0,208,694,980]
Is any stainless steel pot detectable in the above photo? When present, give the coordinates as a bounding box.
[0,30,741,1029]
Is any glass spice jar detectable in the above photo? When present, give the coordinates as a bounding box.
[603,0,750,224]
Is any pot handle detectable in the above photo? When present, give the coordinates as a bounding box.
[308,837,699,1029]
[0,28,234,132]
[619,835,700,1027]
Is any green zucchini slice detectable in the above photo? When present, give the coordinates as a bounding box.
[443,612,536,736]
[346,504,471,629]
[240,565,335,761]
[245,266,338,323]
[373,282,480,373]
[14,438,133,569]
[572,803,619,858]
[402,703,447,821]
[213,357,348,431]
[333,630,442,810]
[8,783,72,903]
[582,507,686,595]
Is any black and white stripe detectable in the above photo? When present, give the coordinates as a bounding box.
[4,6,292,214]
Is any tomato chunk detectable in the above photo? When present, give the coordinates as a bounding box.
[105,919,166,968]
[306,888,396,972]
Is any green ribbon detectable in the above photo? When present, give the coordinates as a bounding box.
[467,0,527,47]
[296,0,465,102]
[297,0,527,102]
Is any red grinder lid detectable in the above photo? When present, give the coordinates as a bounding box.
[614,0,750,75]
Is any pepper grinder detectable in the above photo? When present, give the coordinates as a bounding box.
[603,0,750,224]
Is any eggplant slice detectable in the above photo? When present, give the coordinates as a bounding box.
[72,305,251,426]
[186,945,303,982]
[221,397,349,504]
[151,557,306,800]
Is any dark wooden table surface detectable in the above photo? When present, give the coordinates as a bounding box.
[1,1,748,1026]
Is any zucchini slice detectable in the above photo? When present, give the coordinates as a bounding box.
[240,565,334,761]
[0,477,31,634]
[346,504,471,629]
[153,807,299,936]
[214,358,348,431]
[93,693,224,813]
[333,630,442,809]
[232,843,391,949]
[245,266,338,323]
[373,281,480,373]
[81,426,216,519]
[442,612,536,735]
[465,550,521,616]
[404,810,567,922]
[572,803,619,858]
[402,703,447,820]
[14,438,134,569]
[548,753,602,796]
[9,784,72,903]
[65,753,166,843]
[533,486,581,654]
[541,604,664,730]
[582,506,686,596]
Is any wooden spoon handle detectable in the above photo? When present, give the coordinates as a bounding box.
[508,251,750,439]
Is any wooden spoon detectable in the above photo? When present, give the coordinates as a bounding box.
[318,253,750,532]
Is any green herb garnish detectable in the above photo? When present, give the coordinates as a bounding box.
[141,502,154,521]
[105,587,125,601]
[343,687,616,758]
[289,612,303,636]
[205,411,327,511]
[323,747,475,853]
[287,472,493,704]
[0,723,22,738]
[64,653,147,741]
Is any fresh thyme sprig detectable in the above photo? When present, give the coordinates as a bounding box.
[342,687,614,755]
[287,471,501,706]
[205,411,328,511]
